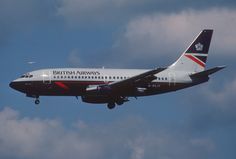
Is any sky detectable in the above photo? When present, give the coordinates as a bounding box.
[1,0,236,159]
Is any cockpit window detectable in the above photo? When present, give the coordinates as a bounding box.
[20,74,33,78]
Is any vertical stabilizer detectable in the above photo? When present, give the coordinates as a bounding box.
[170,29,213,73]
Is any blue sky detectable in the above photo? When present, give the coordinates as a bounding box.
[1,0,236,158]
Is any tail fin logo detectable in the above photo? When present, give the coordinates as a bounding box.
[195,43,203,51]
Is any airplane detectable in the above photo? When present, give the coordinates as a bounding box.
[9,29,225,109]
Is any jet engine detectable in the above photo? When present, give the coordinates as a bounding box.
[86,85,112,95]
[81,95,129,105]
[81,95,111,104]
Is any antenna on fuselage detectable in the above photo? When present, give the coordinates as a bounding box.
[25,61,38,72]
[27,61,36,65]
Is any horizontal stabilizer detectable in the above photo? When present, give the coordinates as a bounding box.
[190,66,226,78]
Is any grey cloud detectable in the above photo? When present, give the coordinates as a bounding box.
[109,8,236,67]
[0,107,216,159]
[57,0,236,25]
[203,77,236,106]
[180,76,236,133]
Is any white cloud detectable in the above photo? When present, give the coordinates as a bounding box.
[113,8,236,64]
[0,107,101,159]
[58,0,123,25]
[0,107,215,159]
[57,0,236,27]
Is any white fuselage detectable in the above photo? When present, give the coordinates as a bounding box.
[13,68,192,85]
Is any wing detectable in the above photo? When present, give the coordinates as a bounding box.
[109,67,165,90]
[86,67,165,94]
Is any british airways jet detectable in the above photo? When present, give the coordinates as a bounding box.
[10,29,225,109]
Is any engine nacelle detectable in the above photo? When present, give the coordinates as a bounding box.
[81,95,129,105]
[81,95,111,104]
[86,85,112,95]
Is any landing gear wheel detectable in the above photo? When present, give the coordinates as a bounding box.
[116,100,124,106]
[107,103,116,109]
[35,99,40,105]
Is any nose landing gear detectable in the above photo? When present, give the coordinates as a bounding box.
[26,94,40,105]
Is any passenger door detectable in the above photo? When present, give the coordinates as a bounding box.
[168,72,175,86]
[42,70,51,84]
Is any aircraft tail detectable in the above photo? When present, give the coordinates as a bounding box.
[170,29,213,73]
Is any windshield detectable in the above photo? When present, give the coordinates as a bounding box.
[20,73,33,78]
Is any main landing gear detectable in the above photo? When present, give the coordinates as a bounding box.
[34,96,40,105]
[107,102,116,109]
[107,97,129,109]
[35,99,40,105]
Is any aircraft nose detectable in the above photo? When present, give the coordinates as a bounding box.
[9,81,16,90]
[9,80,31,93]
[9,81,25,92]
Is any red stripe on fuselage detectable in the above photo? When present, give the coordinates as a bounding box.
[55,82,69,90]
[185,54,205,68]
